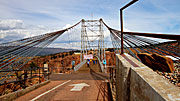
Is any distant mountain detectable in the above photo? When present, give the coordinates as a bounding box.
[37,47,77,56]
[0,46,78,56]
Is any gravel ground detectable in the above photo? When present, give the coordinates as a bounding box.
[157,63,180,87]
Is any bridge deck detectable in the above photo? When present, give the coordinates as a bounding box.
[76,59,101,73]
[15,60,110,101]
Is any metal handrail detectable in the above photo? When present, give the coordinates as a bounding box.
[74,60,87,72]
[96,56,104,72]
[123,31,180,41]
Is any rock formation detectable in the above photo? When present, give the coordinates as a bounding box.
[27,51,116,73]
[138,53,174,73]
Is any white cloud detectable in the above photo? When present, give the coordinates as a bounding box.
[63,24,71,29]
[49,42,81,49]
[0,19,23,30]
[0,0,180,35]
[124,28,131,32]
[0,0,179,48]
[0,19,54,42]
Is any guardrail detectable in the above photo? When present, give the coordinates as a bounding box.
[74,60,87,72]
[96,56,104,72]
[0,67,49,85]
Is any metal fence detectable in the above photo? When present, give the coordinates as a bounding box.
[0,67,50,86]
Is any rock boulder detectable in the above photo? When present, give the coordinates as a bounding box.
[138,53,174,73]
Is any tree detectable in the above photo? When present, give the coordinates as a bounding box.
[53,55,57,59]
[30,62,36,68]
[62,54,65,58]
[43,61,46,64]
[65,53,68,56]
[69,51,74,55]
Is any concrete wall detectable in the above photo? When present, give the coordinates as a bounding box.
[116,53,180,101]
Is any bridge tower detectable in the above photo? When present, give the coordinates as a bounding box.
[80,19,106,64]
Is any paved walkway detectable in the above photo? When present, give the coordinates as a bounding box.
[16,59,110,101]
[76,58,101,73]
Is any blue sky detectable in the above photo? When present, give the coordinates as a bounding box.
[0,0,180,48]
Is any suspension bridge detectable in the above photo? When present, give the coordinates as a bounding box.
[0,17,179,100]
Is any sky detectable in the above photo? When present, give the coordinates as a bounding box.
[0,0,180,48]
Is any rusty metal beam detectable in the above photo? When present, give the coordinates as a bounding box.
[120,0,139,55]
[123,31,180,40]
[120,10,124,54]
[120,0,139,10]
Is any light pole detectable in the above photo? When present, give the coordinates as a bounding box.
[120,0,138,54]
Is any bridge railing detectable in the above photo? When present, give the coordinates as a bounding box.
[96,56,104,72]
[73,60,87,72]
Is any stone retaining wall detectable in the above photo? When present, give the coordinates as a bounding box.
[0,80,50,101]
[116,53,180,101]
